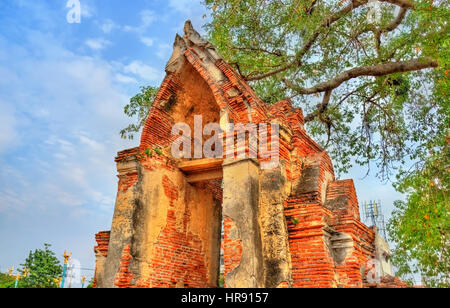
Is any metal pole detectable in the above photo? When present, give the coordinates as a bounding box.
[14,274,20,288]
[60,250,71,288]
[60,263,67,288]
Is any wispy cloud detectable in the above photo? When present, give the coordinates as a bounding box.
[168,0,200,15]
[140,10,156,27]
[168,0,209,34]
[80,1,95,18]
[156,43,172,60]
[0,27,137,217]
[100,19,119,34]
[85,38,111,50]
[140,36,154,47]
[124,60,162,81]
[115,73,138,84]
[124,9,156,34]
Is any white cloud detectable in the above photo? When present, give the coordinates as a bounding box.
[53,153,67,160]
[115,73,137,84]
[140,36,154,47]
[124,9,156,34]
[156,43,172,60]
[0,29,137,219]
[85,38,111,50]
[167,0,208,33]
[140,10,156,27]
[80,2,95,18]
[101,19,118,34]
[79,135,105,152]
[168,0,197,15]
[46,183,85,207]
[124,60,162,81]
[0,188,27,212]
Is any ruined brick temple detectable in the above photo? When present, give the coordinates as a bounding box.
[93,21,400,288]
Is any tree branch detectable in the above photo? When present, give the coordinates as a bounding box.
[244,62,296,81]
[383,7,408,33]
[350,6,409,46]
[381,0,414,9]
[244,0,371,81]
[305,90,333,122]
[230,45,284,57]
[230,62,244,76]
[243,0,417,82]
[285,58,438,95]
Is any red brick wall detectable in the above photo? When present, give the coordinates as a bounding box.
[117,172,138,194]
[327,180,361,220]
[140,107,176,151]
[140,76,180,150]
[282,134,377,288]
[93,231,110,288]
[285,198,336,287]
[327,180,375,287]
[114,245,134,288]
[148,217,208,288]
[223,217,242,285]
[146,176,210,288]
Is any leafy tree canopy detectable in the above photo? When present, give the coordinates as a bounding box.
[204,0,448,179]
[18,243,63,288]
[121,86,159,140]
[388,135,449,287]
[0,272,15,288]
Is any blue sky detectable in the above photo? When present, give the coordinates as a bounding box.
[0,0,403,286]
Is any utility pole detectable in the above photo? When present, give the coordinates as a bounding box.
[8,266,18,288]
[60,250,71,288]
[362,200,387,240]
[14,273,21,288]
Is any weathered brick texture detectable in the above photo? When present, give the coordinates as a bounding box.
[93,231,110,288]
[94,21,404,288]
[223,217,242,279]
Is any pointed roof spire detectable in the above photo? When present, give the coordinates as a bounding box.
[183,20,209,47]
